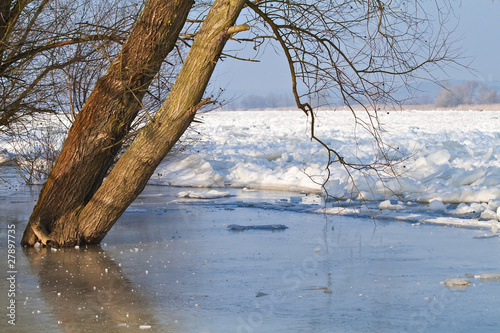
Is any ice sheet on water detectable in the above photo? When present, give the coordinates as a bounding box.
[177,189,231,199]
[379,200,406,210]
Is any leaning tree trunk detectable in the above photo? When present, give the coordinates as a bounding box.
[21,0,195,246]
[23,0,248,247]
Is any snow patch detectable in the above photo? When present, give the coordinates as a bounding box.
[177,190,231,199]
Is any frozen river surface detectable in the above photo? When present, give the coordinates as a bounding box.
[1,185,500,332]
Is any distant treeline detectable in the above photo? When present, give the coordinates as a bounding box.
[435,81,500,107]
[224,81,500,110]
[225,92,296,110]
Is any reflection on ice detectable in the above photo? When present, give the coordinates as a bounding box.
[23,246,158,332]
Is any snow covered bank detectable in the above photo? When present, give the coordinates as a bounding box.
[151,110,500,218]
[1,110,500,225]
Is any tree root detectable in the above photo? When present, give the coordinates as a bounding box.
[29,216,59,248]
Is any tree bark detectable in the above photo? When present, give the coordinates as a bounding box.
[63,0,247,246]
[22,0,195,246]
[23,0,248,247]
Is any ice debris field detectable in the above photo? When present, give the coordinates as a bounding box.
[1,110,500,232]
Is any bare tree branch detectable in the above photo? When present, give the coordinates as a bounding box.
[243,0,462,202]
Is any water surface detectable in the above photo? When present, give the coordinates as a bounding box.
[1,185,500,332]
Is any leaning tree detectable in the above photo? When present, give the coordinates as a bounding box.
[21,0,458,247]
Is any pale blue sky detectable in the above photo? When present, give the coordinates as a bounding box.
[212,1,500,99]
[454,1,500,82]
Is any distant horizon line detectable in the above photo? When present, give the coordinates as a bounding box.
[217,103,500,112]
